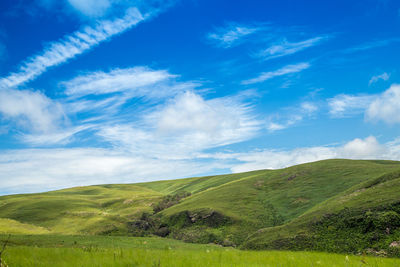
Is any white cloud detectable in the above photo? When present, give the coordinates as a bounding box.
[63,67,177,97]
[241,62,310,85]
[300,102,318,114]
[366,84,400,124]
[20,125,92,146]
[369,72,390,85]
[266,122,287,131]
[60,66,202,122]
[58,69,261,154]
[266,115,301,132]
[224,136,400,173]
[67,0,112,17]
[63,95,127,114]
[340,136,386,159]
[155,91,253,135]
[266,101,318,132]
[208,23,260,48]
[0,88,65,133]
[328,84,400,123]
[328,94,375,118]
[97,91,261,158]
[0,66,215,148]
[0,8,145,89]
[230,147,336,172]
[256,36,326,60]
[0,148,225,194]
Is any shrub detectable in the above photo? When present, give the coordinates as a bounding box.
[152,192,191,214]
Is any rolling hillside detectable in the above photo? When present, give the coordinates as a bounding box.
[1,159,400,255]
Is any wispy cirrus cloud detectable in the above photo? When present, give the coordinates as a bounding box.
[20,124,93,146]
[63,67,177,97]
[328,94,376,118]
[66,0,113,18]
[38,0,175,19]
[369,72,390,85]
[0,7,145,89]
[61,66,200,119]
[266,101,318,132]
[241,62,310,85]
[207,22,262,48]
[256,36,327,60]
[344,38,400,53]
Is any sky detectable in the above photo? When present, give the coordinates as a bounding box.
[0,0,400,195]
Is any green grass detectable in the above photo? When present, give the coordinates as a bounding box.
[160,159,400,245]
[0,184,163,235]
[4,246,400,266]
[0,234,222,250]
[0,219,50,235]
[2,235,400,266]
[162,159,400,222]
[243,166,400,252]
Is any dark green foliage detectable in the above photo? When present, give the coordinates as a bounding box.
[164,209,235,245]
[256,197,284,227]
[244,203,400,257]
[152,192,191,213]
[166,209,233,229]
[127,212,169,237]
[166,211,192,229]
[128,192,191,237]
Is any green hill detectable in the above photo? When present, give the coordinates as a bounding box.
[1,159,400,256]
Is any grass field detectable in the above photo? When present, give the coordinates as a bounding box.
[2,159,400,258]
[2,235,400,267]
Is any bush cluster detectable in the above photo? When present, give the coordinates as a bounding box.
[152,192,191,214]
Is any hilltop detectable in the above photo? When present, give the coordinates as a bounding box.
[1,159,400,255]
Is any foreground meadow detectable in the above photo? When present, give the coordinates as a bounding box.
[1,235,400,267]
[4,246,400,267]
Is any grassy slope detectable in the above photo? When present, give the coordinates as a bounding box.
[0,184,163,235]
[1,159,400,253]
[243,164,400,252]
[159,159,400,244]
[136,170,267,195]
[0,218,50,235]
[0,171,256,235]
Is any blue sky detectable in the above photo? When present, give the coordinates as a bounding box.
[0,0,400,195]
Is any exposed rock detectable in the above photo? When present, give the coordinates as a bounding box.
[390,241,400,247]
[366,248,387,257]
